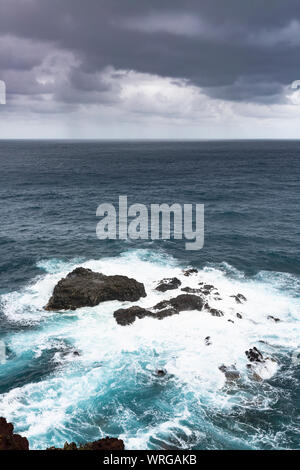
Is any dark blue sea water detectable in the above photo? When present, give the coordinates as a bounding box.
[0,140,299,449]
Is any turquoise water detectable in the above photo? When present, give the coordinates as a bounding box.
[0,140,299,449]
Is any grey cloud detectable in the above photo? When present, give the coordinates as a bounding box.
[1,0,300,115]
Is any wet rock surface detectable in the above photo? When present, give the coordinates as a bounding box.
[246,347,264,363]
[183,268,198,277]
[114,294,205,325]
[153,294,204,313]
[231,293,247,304]
[267,315,280,323]
[48,437,125,451]
[219,365,241,382]
[155,277,181,292]
[0,417,29,450]
[45,267,146,311]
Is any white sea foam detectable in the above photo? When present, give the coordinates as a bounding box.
[0,249,299,449]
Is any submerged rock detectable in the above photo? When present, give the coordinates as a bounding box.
[219,365,241,382]
[0,417,29,450]
[45,267,146,311]
[47,437,125,451]
[155,278,181,292]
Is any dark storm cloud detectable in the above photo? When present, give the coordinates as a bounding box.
[0,0,300,105]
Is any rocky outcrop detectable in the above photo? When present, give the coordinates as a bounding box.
[0,418,29,450]
[45,267,146,311]
[0,417,124,451]
[48,437,125,451]
[114,294,204,326]
[155,278,181,292]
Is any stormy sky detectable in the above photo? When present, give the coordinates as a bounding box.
[0,0,300,139]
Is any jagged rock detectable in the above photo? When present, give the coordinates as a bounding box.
[203,284,215,291]
[0,418,29,450]
[245,348,277,381]
[208,307,224,317]
[114,305,178,325]
[153,294,204,313]
[204,303,224,317]
[267,315,280,323]
[155,278,181,292]
[45,267,146,311]
[219,365,241,382]
[114,306,152,326]
[114,294,204,326]
[231,293,247,304]
[183,268,198,277]
[47,437,125,451]
[245,347,264,363]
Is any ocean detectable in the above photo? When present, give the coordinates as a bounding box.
[0,140,299,450]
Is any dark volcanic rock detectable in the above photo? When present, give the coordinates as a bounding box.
[114,305,178,325]
[245,347,264,363]
[181,287,202,294]
[153,294,204,313]
[0,417,29,450]
[208,307,224,317]
[204,303,224,317]
[47,437,125,451]
[114,306,152,326]
[205,336,212,346]
[45,267,146,311]
[219,365,241,382]
[155,278,181,292]
[231,293,247,304]
[114,294,204,326]
[183,268,198,277]
[267,315,280,323]
[236,313,243,319]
